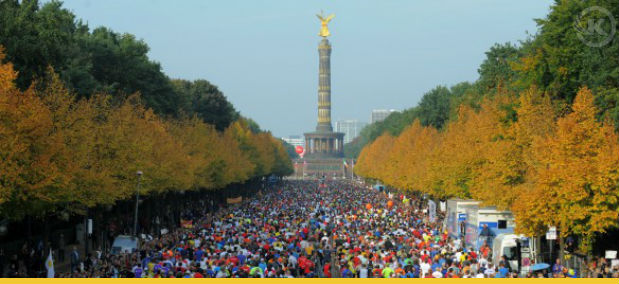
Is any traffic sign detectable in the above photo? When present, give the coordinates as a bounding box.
[546,226,557,240]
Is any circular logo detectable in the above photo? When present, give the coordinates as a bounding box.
[295,145,304,155]
[574,6,616,47]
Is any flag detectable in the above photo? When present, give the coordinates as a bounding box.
[45,249,54,278]
[343,159,348,168]
[226,196,243,204]
[180,219,193,229]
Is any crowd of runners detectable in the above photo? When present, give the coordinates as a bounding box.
[25,180,619,278]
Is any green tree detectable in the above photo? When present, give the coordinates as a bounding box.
[514,0,619,103]
[171,79,239,130]
[417,85,453,129]
[477,42,521,92]
[281,141,299,159]
[84,27,180,116]
[0,0,77,89]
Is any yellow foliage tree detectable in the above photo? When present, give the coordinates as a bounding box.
[513,87,619,252]
[431,96,507,199]
[355,133,395,181]
[219,124,254,186]
[0,50,64,217]
[472,87,556,209]
[0,46,293,220]
[383,120,440,194]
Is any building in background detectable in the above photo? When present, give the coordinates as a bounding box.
[335,120,367,144]
[281,135,305,148]
[371,109,398,124]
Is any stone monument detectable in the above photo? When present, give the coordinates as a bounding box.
[304,11,344,159]
[299,12,352,179]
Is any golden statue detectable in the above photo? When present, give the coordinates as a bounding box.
[316,11,335,37]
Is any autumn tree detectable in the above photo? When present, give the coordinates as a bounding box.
[0,49,64,218]
[0,47,293,220]
[383,120,440,194]
[428,96,508,199]
[355,133,396,181]
[472,87,556,209]
[513,87,619,252]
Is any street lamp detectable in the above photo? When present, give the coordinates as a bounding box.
[134,170,143,237]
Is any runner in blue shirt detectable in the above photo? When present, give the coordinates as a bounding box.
[132,264,143,278]
[497,263,509,278]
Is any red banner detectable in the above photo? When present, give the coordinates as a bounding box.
[180,219,193,229]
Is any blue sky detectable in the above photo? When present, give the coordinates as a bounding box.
[59,0,554,137]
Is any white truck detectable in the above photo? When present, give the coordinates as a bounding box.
[492,233,538,276]
[444,199,516,248]
[444,199,480,239]
[463,205,516,250]
[444,199,539,275]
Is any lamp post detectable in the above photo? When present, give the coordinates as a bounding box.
[134,170,143,237]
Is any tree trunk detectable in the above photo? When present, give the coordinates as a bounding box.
[26,215,32,241]
[43,218,50,248]
[558,233,564,266]
[84,211,89,259]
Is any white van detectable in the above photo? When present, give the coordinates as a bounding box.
[492,233,536,275]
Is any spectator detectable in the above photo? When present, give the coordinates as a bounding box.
[70,246,80,273]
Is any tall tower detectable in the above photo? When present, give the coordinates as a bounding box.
[304,11,344,160]
[316,38,333,132]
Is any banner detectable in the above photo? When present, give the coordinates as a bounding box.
[180,219,193,229]
[428,200,437,222]
[45,249,54,278]
[227,196,243,204]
